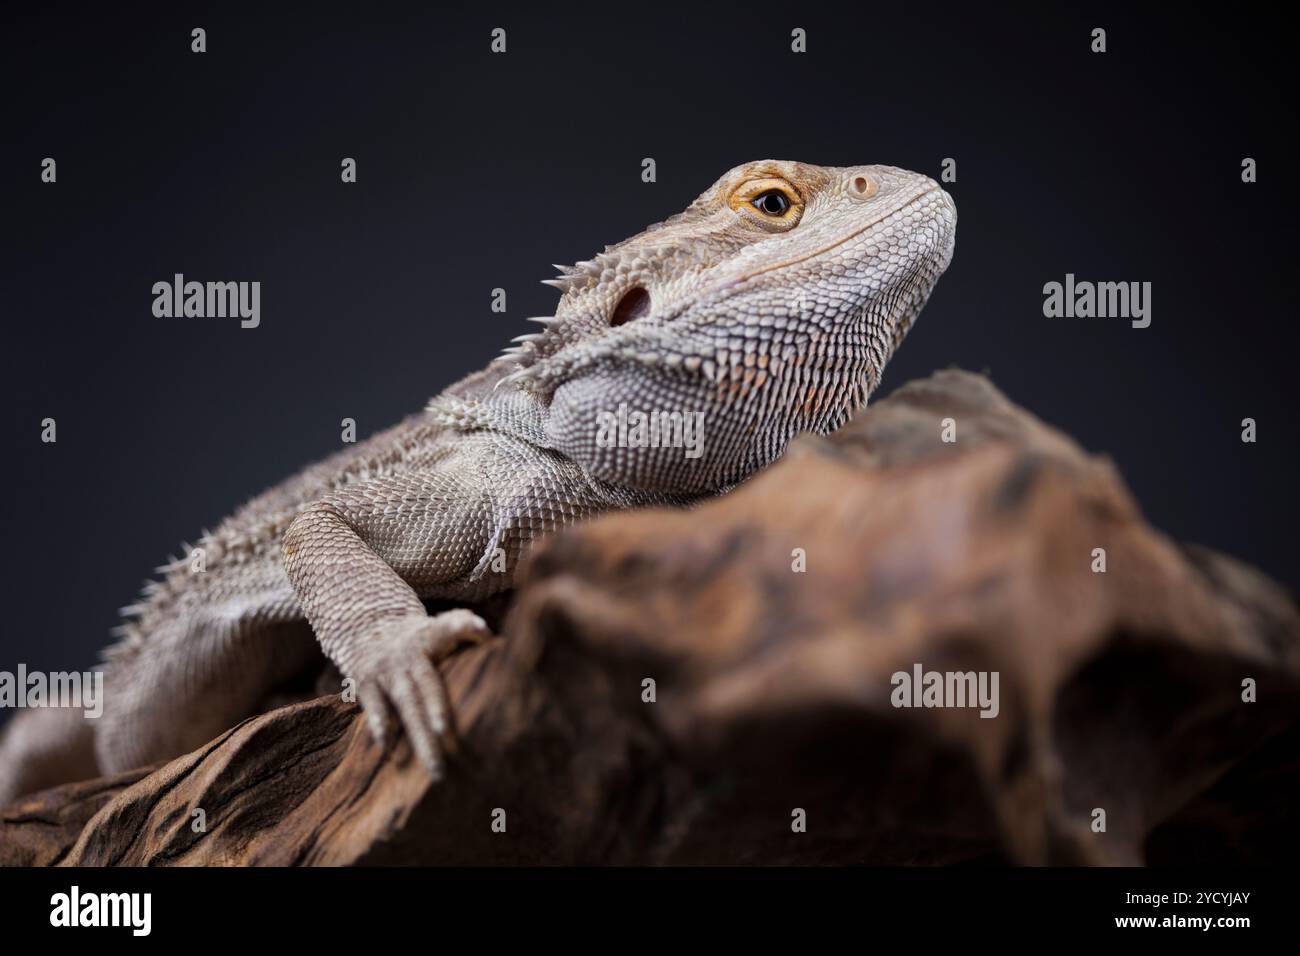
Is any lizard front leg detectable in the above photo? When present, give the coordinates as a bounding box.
[281,466,500,778]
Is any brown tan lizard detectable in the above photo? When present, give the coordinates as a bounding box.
[0,160,956,802]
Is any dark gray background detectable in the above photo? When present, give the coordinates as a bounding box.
[2,2,1295,679]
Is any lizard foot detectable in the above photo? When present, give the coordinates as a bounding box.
[352,609,491,779]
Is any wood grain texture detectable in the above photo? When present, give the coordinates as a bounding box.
[3,370,1296,865]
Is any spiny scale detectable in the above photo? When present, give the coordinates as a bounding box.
[0,161,955,803]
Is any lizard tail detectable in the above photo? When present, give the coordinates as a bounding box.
[0,705,99,806]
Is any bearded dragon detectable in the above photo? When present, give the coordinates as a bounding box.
[0,160,956,802]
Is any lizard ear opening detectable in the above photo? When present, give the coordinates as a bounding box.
[610,286,651,326]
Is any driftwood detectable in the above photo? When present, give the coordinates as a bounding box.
[3,369,1297,866]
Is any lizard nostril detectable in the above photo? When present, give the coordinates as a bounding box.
[610,286,651,326]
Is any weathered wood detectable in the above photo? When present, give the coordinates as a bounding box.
[4,370,1297,865]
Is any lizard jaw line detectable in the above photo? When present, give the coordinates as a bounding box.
[706,185,946,298]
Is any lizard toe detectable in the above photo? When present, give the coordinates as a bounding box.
[358,683,396,751]
[422,609,492,661]
[389,668,445,781]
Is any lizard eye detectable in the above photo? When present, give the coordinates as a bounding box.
[729,178,804,229]
[752,190,790,216]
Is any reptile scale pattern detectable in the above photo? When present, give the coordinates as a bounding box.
[0,160,956,798]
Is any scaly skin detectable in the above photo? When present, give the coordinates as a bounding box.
[0,160,956,801]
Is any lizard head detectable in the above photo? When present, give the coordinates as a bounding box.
[500,159,957,494]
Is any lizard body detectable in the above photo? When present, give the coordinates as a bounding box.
[0,160,956,801]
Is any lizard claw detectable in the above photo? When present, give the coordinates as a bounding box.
[351,610,491,779]
[358,683,395,750]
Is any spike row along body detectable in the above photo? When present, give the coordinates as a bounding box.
[0,160,956,800]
